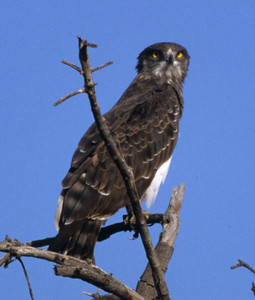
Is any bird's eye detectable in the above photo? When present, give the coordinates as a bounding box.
[152,51,160,58]
[177,52,183,59]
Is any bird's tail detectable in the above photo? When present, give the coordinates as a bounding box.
[48,219,103,260]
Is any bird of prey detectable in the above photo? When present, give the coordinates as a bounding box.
[49,42,190,260]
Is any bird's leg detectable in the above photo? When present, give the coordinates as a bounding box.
[124,205,152,239]
[125,204,134,219]
[124,204,136,230]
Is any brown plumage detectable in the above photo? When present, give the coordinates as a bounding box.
[49,42,190,260]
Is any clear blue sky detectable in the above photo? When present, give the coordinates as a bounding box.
[1,1,255,299]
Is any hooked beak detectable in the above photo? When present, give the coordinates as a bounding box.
[167,54,173,65]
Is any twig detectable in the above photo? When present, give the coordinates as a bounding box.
[17,257,35,300]
[81,40,97,48]
[0,237,143,300]
[231,260,255,297]
[61,60,113,74]
[83,288,101,298]
[54,87,85,106]
[91,61,113,72]
[251,282,255,296]
[231,259,255,274]
[76,36,170,300]
[61,59,82,73]
[0,253,12,268]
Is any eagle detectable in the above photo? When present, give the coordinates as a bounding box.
[49,42,190,260]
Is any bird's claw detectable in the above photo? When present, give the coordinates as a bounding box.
[123,211,152,239]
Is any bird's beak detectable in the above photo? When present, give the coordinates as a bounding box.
[167,54,174,65]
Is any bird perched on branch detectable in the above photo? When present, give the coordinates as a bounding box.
[49,42,190,260]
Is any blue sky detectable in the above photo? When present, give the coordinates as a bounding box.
[1,1,255,299]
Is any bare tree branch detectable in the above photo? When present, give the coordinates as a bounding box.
[231,259,255,297]
[251,282,255,296]
[17,257,35,300]
[61,59,113,76]
[231,259,255,274]
[0,237,143,300]
[55,265,143,300]
[53,87,86,106]
[0,253,12,268]
[136,184,185,299]
[91,61,113,73]
[61,59,82,73]
[61,59,82,74]
[82,288,101,298]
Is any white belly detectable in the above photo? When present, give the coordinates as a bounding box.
[142,156,172,208]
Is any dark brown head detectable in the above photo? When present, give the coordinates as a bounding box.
[136,42,190,84]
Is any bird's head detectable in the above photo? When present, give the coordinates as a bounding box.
[136,42,190,84]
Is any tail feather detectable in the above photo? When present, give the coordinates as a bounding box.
[49,219,103,260]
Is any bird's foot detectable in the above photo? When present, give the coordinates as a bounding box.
[123,211,152,239]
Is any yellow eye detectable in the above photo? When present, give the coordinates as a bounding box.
[177,52,183,59]
[152,51,159,58]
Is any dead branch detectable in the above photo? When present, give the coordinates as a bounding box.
[251,282,255,296]
[0,253,12,268]
[54,87,86,106]
[91,61,114,73]
[17,257,35,300]
[82,288,101,298]
[61,59,82,73]
[231,259,255,274]
[231,259,255,297]
[136,184,185,299]
[55,265,143,300]
[0,237,143,300]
